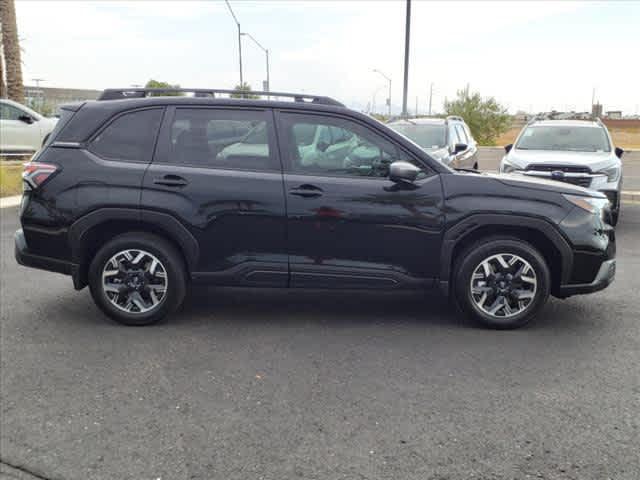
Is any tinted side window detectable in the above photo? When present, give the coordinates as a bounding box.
[89,109,162,162]
[280,113,419,178]
[455,124,469,144]
[463,124,474,144]
[0,103,25,121]
[168,108,276,171]
[449,125,461,147]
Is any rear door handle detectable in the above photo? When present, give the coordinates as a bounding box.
[153,175,189,187]
[289,184,323,198]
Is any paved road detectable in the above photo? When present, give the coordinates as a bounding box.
[1,206,639,480]
[477,147,640,191]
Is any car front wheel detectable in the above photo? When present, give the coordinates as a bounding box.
[454,237,551,329]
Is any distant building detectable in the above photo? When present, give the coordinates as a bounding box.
[606,110,622,120]
[592,103,603,118]
[575,112,592,120]
[513,110,532,122]
[24,86,101,116]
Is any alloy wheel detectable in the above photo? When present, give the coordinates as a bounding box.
[469,253,537,318]
[101,249,168,314]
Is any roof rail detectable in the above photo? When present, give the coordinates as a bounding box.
[97,88,345,107]
[446,115,464,122]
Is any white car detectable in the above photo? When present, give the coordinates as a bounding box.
[500,119,623,225]
[0,99,58,156]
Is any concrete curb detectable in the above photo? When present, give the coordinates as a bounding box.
[0,195,21,209]
[621,191,640,203]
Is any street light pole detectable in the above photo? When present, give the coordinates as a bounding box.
[241,32,270,92]
[401,0,411,118]
[225,0,243,86]
[428,82,433,116]
[373,69,392,117]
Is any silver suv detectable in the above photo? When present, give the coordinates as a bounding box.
[500,119,623,225]
[388,116,479,170]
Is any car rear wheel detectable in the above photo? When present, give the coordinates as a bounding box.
[88,233,186,325]
[454,237,551,329]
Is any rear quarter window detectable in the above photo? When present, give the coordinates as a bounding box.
[89,108,163,162]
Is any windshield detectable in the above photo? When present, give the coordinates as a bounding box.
[390,123,447,149]
[516,125,610,152]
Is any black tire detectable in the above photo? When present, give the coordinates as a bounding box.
[88,232,186,326]
[611,199,620,226]
[453,236,551,329]
[473,162,479,170]
[611,209,619,227]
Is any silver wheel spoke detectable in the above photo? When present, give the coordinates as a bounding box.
[487,296,506,315]
[497,255,509,269]
[104,282,124,293]
[481,261,492,277]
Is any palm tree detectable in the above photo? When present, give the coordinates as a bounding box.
[0,0,24,103]
[0,37,6,98]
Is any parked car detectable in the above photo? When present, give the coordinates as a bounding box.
[15,88,616,329]
[0,98,58,155]
[500,119,623,225]
[388,116,478,169]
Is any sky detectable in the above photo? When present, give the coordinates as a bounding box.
[15,0,640,115]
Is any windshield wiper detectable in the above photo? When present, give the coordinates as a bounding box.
[454,167,481,174]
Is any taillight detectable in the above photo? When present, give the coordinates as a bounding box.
[22,162,59,190]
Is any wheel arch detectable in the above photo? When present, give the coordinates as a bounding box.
[68,208,199,289]
[440,214,573,296]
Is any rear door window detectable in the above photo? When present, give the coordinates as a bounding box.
[165,108,278,171]
[89,108,163,163]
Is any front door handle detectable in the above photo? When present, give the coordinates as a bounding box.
[289,184,323,198]
[153,175,189,187]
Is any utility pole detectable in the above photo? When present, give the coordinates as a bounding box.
[428,82,433,115]
[32,78,45,112]
[373,69,392,117]
[225,0,243,86]
[401,0,411,118]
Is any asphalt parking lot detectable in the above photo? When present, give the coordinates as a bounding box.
[1,201,639,480]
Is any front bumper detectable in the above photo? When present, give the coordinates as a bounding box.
[557,259,616,297]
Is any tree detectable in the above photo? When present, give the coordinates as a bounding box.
[231,82,260,99]
[0,37,6,98]
[444,87,510,146]
[0,0,24,103]
[144,79,182,96]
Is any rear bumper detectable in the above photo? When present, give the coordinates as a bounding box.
[556,259,616,297]
[15,228,77,278]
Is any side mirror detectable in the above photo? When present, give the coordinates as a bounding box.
[615,147,624,159]
[453,143,467,154]
[317,141,329,152]
[504,144,513,153]
[18,114,34,125]
[389,160,420,184]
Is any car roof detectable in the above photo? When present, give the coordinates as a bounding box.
[388,117,447,126]
[528,119,602,128]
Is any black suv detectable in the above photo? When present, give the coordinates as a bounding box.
[15,88,616,329]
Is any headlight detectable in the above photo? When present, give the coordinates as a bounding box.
[563,194,610,215]
[598,165,620,182]
[500,158,522,173]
